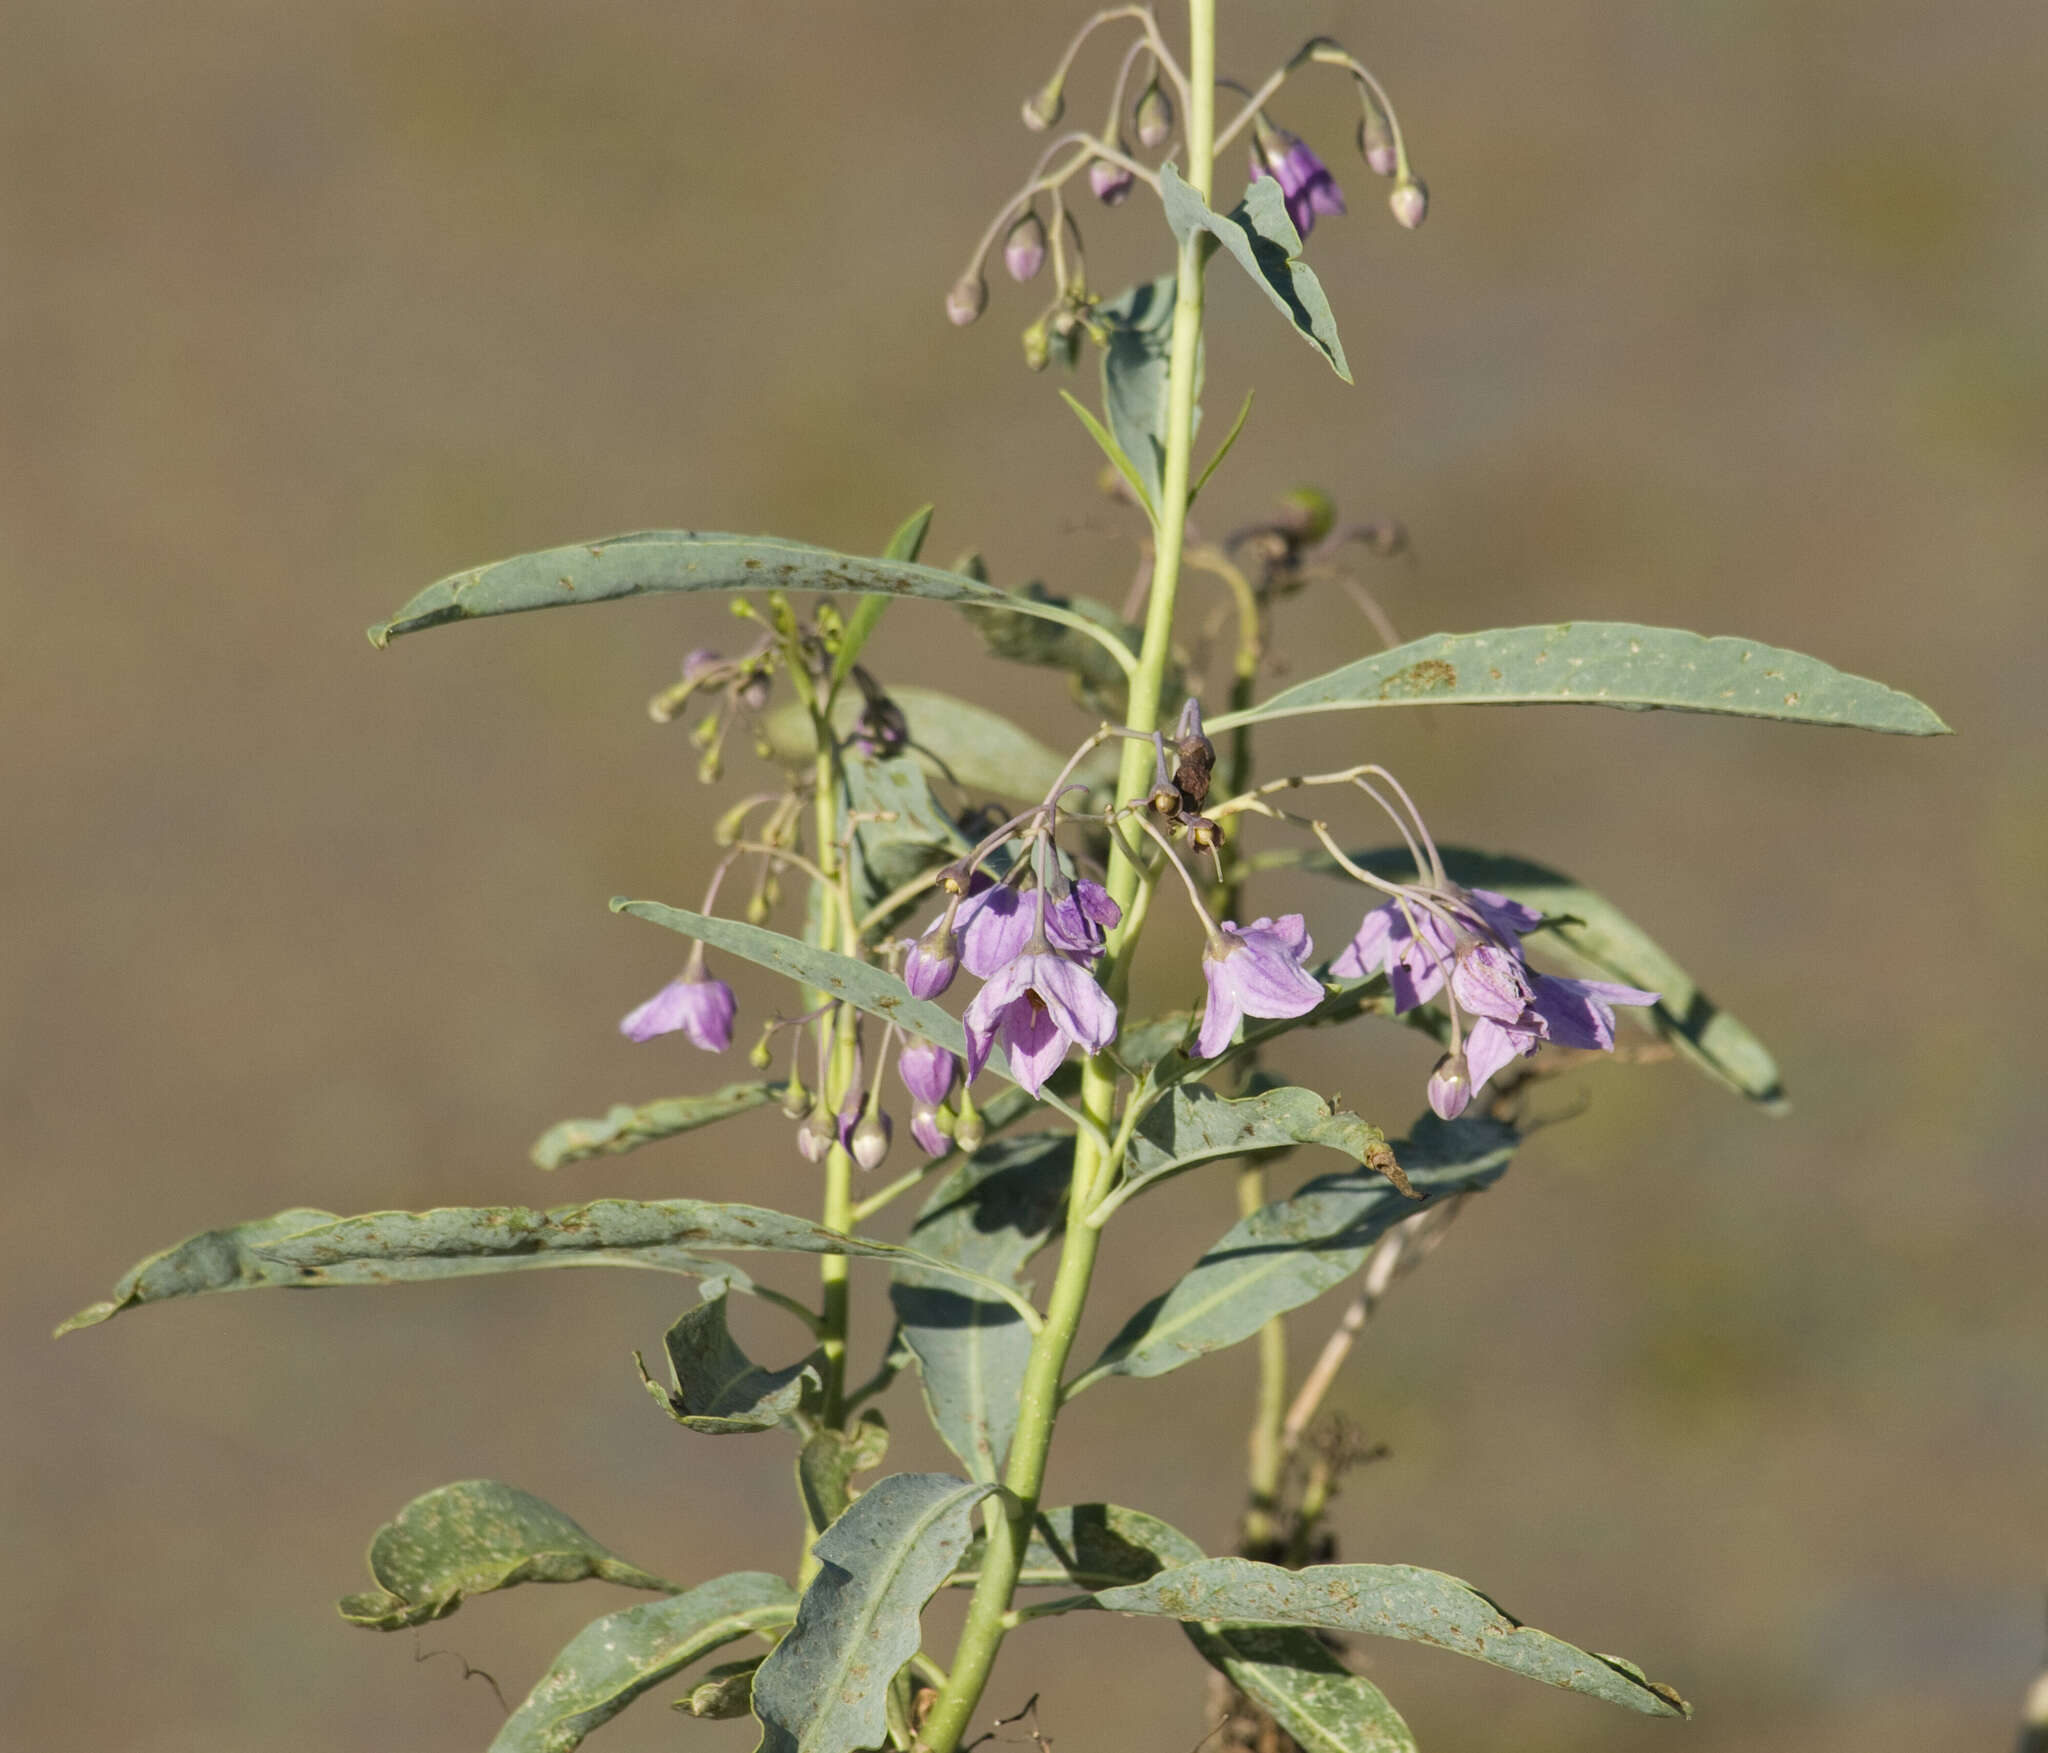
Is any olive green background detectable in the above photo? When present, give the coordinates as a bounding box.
[5,3,2043,1749]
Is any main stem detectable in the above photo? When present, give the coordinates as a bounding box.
[919,9,1215,1749]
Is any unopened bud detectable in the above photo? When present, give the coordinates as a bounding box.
[1089,152,1135,206]
[796,1102,835,1163]
[780,1071,810,1120]
[1389,178,1428,230]
[696,750,722,784]
[1356,103,1398,178]
[1277,486,1336,545]
[1134,80,1174,150]
[745,892,771,925]
[747,1029,775,1071]
[1004,211,1047,282]
[903,927,960,1000]
[851,1108,892,1171]
[736,671,770,711]
[1021,315,1051,373]
[1022,78,1065,132]
[952,1088,985,1155]
[946,272,988,327]
[1426,1051,1471,1121]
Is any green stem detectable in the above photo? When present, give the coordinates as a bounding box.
[917,9,1215,1750]
[1237,1161,1288,1551]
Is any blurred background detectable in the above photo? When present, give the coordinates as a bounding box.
[5,2,2043,1748]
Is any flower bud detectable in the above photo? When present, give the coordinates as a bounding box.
[736,670,770,711]
[952,1088,985,1155]
[1426,1051,1471,1121]
[1356,102,1398,178]
[1004,211,1048,282]
[903,926,960,1000]
[850,1108,892,1171]
[1134,79,1174,149]
[780,1070,810,1120]
[745,892,771,925]
[1022,78,1065,132]
[797,1101,836,1162]
[1089,153,1135,207]
[946,272,988,327]
[747,1029,775,1071]
[1389,178,1428,230]
[1020,315,1052,373]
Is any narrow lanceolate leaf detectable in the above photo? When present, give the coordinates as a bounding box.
[1074,1113,1517,1390]
[750,1473,994,1753]
[1282,844,1785,1107]
[1119,1084,1400,1206]
[366,531,1135,678]
[491,1572,797,1753]
[1099,275,1189,511]
[638,1283,820,1435]
[963,577,1171,720]
[612,901,1021,1082]
[889,1133,1072,1479]
[1091,1558,1689,1717]
[1159,165,1351,383]
[795,1412,891,1538]
[1208,622,1949,735]
[947,1507,1414,1753]
[531,1081,779,1171]
[759,685,1110,805]
[60,1198,1032,1335]
[336,1481,674,1631]
[829,503,933,687]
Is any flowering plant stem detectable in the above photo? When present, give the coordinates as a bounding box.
[917,7,1215,1747]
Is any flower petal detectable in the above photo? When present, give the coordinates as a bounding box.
[998,998,1069,1094]
[1465,1016,1532,1092]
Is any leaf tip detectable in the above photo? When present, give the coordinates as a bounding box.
[53,1301,114,1337]
[364,622,392,650]
[608,895,633,915]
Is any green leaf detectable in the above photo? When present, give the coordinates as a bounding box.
[1207,621,1949,735]
[795,1411,891,1538]
[335,1481,675,1631]
[1099,275,1191,512]
[491,1571,797,1752]
[1159,165,1351,383]
[1273,843,1786,1107]
[750,1473,995,1753]
[637,1282,820,1435]
[842,749,970,915]
[830,504,933,687]
[948,1506,1414,1752]
[759,684,1109,806]
[1060,389,1156,519]
[1117,1084,1400,1208]
[612,900,1029,1085]
[1074,1113,1517,1390]
[961,576,1169,720]
[675,1655,766,1720]
[889,1133,1073,1479]
[1189,389,1253,506]
[1188,1624,1417,1753]
[1091,1557,1689,1717]
[60,1197,1035,1334]
[366,530,1135,678]
[531,1081,781,1171]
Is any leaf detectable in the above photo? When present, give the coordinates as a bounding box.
[750,1473,995,1753]
[961,576,1169,720]
[491,1571,797,1752]
[1060,389,1156,518]
[1118,1084,1400,1207]
[1159,165,1351,383]
[1276,843,1786,1107]
[830,503,933,686]
[675,1655,765,1720]
[759,684,1112,808]
[1099,275,1190,512]
[889,1133,1073,1479]
[1074,1113,1517,1389]
[1091,1557,1689,1717]
[1187,1624,1418,1753]
[637,1282,820,1435]
[612,900,1025,1085]
[1189,389,1253,506]
[795,1411,891,1537]
[366,530,1136,678]
[948,1507,1414,1752]
[1207,621,1949,735]
[60,1197,1036,1334]
[335,1481,675,1631]
[531,1081,780,1171]
[842,749,970,914]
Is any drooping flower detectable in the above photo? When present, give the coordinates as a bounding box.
[619,960,736,1052]
[962,949,1119,1094]
[898,1038,958,1157]
[1460,975,1659,1107]
[1252,120,1345,239]
[1045,880,1121,961]
[1331,887,1541,1012]
[1194,915,1325,1059]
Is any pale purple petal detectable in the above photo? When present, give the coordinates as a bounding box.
[1464,1016,1532,1092]
[1027,953,1119,1052]
[910,1105,948,1157]
[1467,887,1544,940]
[620,974,735,1052]
[956,883,1033,977]
[1528,975,1658,1051]
[1450,944,1533,1024]
[998,999,1069,1094]
[902,926,959,999]
[1193,974,1243,1060]
[1330,904,1396,979]
[898,1038,957,1108]
[1248,913,1313,961]
[1072,881,1121,927]
[620,978,695,1042]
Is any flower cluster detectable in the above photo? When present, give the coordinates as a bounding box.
[1335,886,1657,1118]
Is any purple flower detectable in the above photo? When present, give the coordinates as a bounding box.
[903,917,961,999]
[1252,126,1345,239]
[1331,887,1541,1012]
[1045,880,1121,961]
[955,879,1034,978]
[962,950,1119,1094]
[1463,975,1659,1102]
[899,1038,958,1157]
[619,966,736,1052]
[1194,915,1325,1059]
